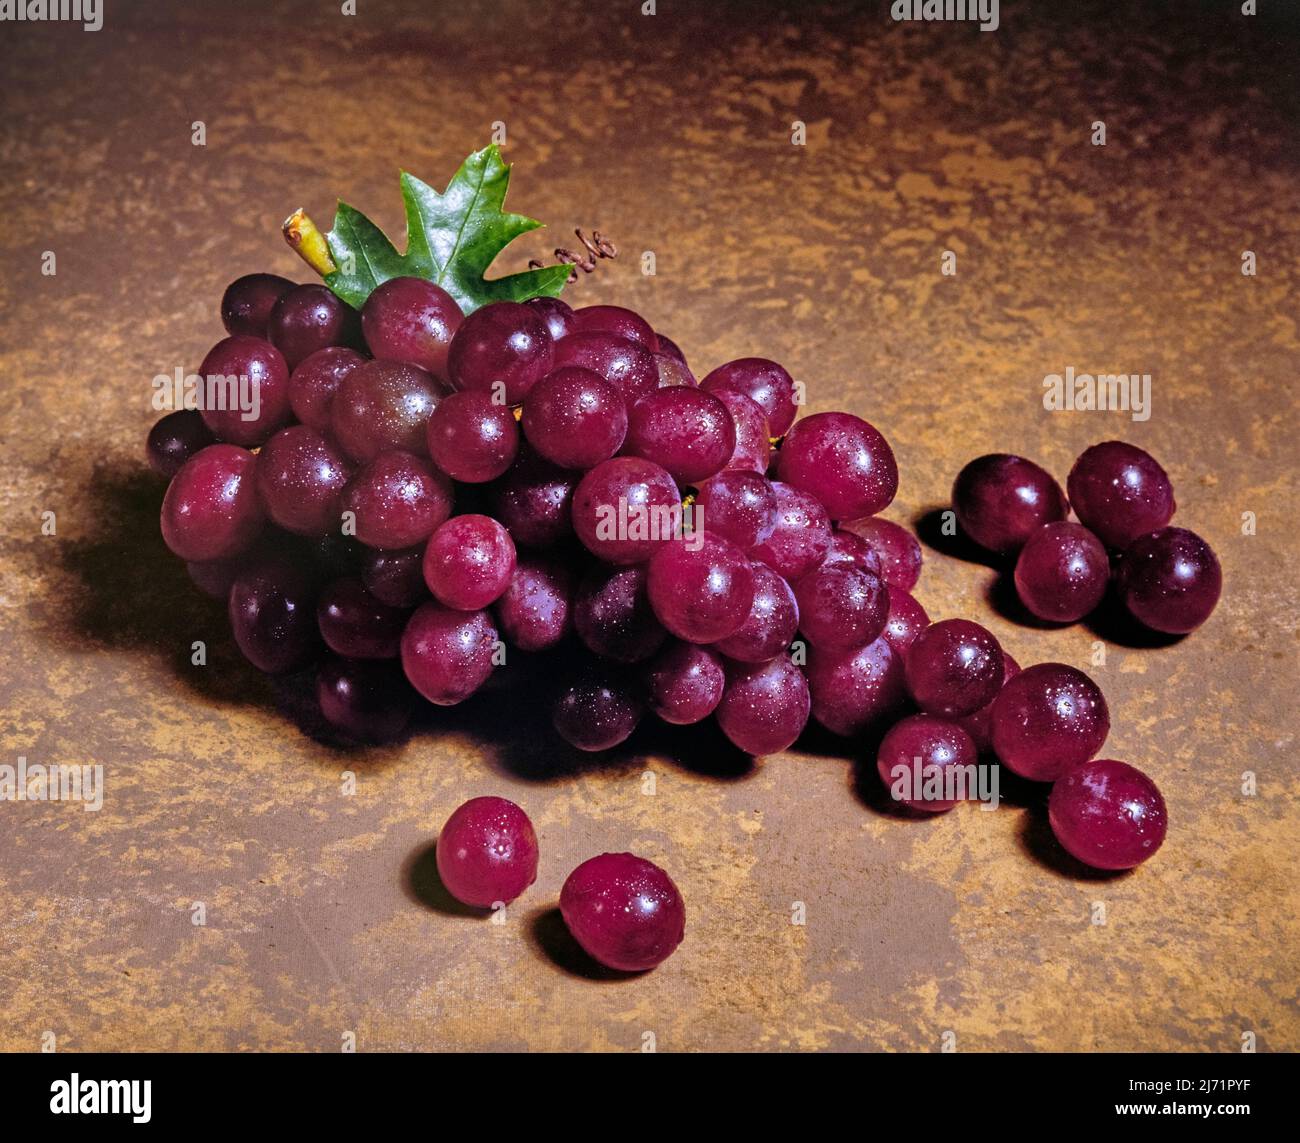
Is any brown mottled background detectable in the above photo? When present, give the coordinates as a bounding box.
[1,0,1297,1052]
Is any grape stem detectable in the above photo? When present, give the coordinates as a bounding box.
[282,209,337,276]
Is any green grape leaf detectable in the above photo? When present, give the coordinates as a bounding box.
[322,145,571,313]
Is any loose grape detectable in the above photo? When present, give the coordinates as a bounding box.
[876,714,978,813]
[316,656,416,743]
[197,335,293,448]
[903,618,1004,718]
[288,346,366,431]
[715,656,810,755]
[160,444,264,562]
[552,332,659,410]
[221,273,294,338]
[1117,526,1221,634]
[1067,441,1175,549]
[1048,759,1168,870]
[493,554,575,652]
[400,602,498,705]
[331,359,443,463]
[805,636,907,737]
[990,663,1109,782]
[228,555,320,674]
[361,276,463,381]
[1014,521,1109,623]
[624,387,735,485]
[794,561,889,651]
[423,514,517,611]
[952,454,1067,555]
[436,796,540,908]
[255,426,353,537]
[426,389,520,483]
[552,670,644,751]
[147,410,215,479]
[574,563,667,663]
[448,300,554,404]
[560,853,685,972]
[642,641,725,725]
[570,304,658,350]
[750,482,832,582]
[341,451,453,550]
[713,561,799,663]
[317,577,408,659]
[840,516,922,590]
[701,357,798,437]
[269,283,361,369]
[521,366,628,469]
[572,457,681,565]
[776,412,898,521]
[695,470,777,549]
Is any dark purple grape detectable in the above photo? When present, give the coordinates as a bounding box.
[255,426,353,538]
[840,516,922,590]
[147,410,215,479]
[552,331,658,410]
[713,561,798,663]
[521,366,627,469]
[990,662,1109,782]
[316,577,408,659]
[161,444,264,562]
[269,283,361,369]
[221,273,294,338]
[552,670,644,751]
[876,714,977,813]
[197,335,292,448]
[822,528,884,575]
[695,470,777,549]
[570,304,658,350]
[437,796,540,907]
[1049,759,1167,870]
[493,553,575,652]
[288,346,366,431]
[400,602,498,705]
[316,656,416,742]
[572,457,681,565]
[360,276,463,381]
[422,514,517,611]
[903,618,1004,718]
[701,357,798,437]
[643,641,725,725]
[1014,521,1109,623]
[425,389,519,483]
[489,447,580,549]
[654,333,687,365]
[560,853,685,972]
[331,359,442,463]
[187,556,242,600]
[574,563,667,663]
[526,296,575,341]
[228,555,319,674]
[794,561,889,652]
[952,454,1068,555]
[1117,526,1221,634]
[954,652,1020,754]
[447,300,554,404]
[775,412,898,521]
[715,390,771,474]
[750,482,832,582]
[624,387,736,485]
[341,451,453,550]
[805,636,907,737]
[646,535,755,644]
[1067,441,1175,549]
[360,546,429,608]
[880,587,930,656]
[715,656,810,755]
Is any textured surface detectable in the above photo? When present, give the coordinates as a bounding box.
[1,0,1297,1052]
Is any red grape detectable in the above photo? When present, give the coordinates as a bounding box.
[647,535,755,643]
[221,273,293,338]
[161,444,264,562]
[570,304,658,350]
[331,359,442,463]
[624,387,735,485]
[715,656,810,755]
[552,332,658,410]
[990,662,1109,782]
[713,561,799,663]
[1067,441,1175,549]
[876,714,977,813]
[643,641,725,725]
[448,300,554,404]
[880,587,930,656]
[423,514,517,611]
[952,454,1067,555]
[341,451,453,550]
[521,366,628,469]
[750,482,832,581]
[197,335,292,448]
[794,561,889,652]
[147,410,215,479]
[903,618,1004,718]
[255,426,353,538]
[701,357,798,437]
[436,796,540,908]
[552,670,644,751]
[228,555,320,674]
[316,656,416,742]
[493,554,575,652]
[1117,526,1221,634]
[317,577,408,659]
[288,346,366,431]
[360,546,429,608]
[1014,521,1109,623]
[695,470,777,550]
[361,276,463,381]
[574,563,667,663]
[1048,759,1167,870]
[776,411,898,520]
[490,447,580,549]
[269,283,361,369]
[572,457,681,565]
[560,853,685,972]
[805,635,907,737]
[426,389,520,483]
[840,516,922,590]
[400,602,498,705]
[526,296,575,341]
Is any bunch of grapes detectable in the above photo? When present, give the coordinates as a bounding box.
[149,270,1181,875]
